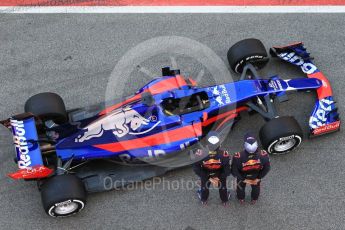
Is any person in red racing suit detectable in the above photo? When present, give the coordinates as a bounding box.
[193,132,231,205]
[231,133,270,204]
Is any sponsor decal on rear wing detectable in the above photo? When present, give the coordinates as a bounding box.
[10,118,43,169]
[1,114,53,179]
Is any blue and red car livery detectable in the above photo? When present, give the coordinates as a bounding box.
[0,42,340,182]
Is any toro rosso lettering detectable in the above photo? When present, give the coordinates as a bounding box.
[278,52,317,74]
[11,119,31,169]
[8,165,54,180]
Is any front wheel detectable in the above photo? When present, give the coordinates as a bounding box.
[259,116,303,155]
[227,38,269,73]
[40,174,86,217]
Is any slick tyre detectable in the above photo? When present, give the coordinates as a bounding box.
[25,92,68,124]
[41,174,86,217]
[227,38,269,73]
[259,116,303,155]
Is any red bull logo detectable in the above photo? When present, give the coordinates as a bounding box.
[11,119,31,169]
[75,106,159,143]
[242,159,262,172]
[312,120,340,135]
[203,159,221,170]
[242,159,261,167]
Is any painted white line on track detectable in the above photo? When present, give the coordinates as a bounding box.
[1,6,345,13]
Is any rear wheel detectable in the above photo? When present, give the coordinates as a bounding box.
[25,92,67,124]
[41,174,86,217]
[259,116,303,155]
[227,38,269,73]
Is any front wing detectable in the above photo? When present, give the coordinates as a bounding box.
[270,43,340,136]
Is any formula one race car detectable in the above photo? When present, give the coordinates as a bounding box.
[0,39,340,217]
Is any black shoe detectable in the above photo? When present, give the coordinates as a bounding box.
[221,192,231,206]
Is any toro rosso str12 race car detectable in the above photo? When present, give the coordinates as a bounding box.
[0,39,340,217]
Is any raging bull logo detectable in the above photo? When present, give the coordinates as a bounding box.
[75,107,151,143]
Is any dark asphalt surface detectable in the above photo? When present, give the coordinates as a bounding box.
[0,14,345,230]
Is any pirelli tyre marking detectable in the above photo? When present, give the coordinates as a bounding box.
[234,55,265,73]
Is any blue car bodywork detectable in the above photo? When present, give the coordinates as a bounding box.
[1,43,340,184]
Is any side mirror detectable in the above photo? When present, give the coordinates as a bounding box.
[141,92,155,106]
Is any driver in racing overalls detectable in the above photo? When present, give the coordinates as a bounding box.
[193,132,231,205]
[231,133,271,204]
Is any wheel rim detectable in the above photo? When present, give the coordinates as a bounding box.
[274,139,297,152]
[54,202,79,215]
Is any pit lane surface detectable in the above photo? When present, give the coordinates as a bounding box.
[0,14,344,230]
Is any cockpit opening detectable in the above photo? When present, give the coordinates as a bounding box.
[161,92,210,116]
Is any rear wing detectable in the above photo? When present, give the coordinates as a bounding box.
[270,43,340,136]
[1,113,53,179]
